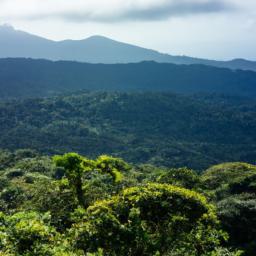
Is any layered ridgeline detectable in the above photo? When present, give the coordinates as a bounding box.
[1,24,256,71]
[1,91,256,170]
[1,58,256,99]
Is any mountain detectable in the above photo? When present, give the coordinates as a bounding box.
[0,57,256,99]
[1,24,256,71]
[1,58,256,99]
[1,91,256,170]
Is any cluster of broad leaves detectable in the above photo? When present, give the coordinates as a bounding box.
[0,149,255,255]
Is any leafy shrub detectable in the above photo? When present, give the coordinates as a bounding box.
[157,167,200,189]
[0,211,79,255]
[217,193,256,255]
[5,169,24,179]
[71,183,225,255]
[201,162,256,191]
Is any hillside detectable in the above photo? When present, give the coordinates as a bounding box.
[1,25,256,71]
[1,58,256,99]
[1,92,256,170]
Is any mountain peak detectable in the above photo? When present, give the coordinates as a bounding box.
[85,35,115,42]
[0,23,15,32]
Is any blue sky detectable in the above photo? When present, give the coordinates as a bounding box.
[0,0,255,60]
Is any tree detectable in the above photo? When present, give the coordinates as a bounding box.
[157,167,200,189]
[0,211,82,255]
[201,162,256,255]
[70,183,227,255]
[217,193,256,255]
[201,162,256,192]
[53,153,129,207]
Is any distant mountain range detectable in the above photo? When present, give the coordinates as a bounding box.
[1,58,256,99]
[1,24,256,72]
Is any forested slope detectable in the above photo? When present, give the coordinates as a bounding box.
[1,58,256,99]
[1,92,256,170]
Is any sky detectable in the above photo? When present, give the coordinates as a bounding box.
[0,0,255,60]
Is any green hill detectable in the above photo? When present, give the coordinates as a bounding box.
[1,91,256,170]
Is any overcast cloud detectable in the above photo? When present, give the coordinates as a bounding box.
[0,0,233,22]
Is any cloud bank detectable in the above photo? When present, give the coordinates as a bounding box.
[0,0,233,22]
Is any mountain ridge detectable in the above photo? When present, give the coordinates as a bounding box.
[1,24,256,71]
[1,58,256,99]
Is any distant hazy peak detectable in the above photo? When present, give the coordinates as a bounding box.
[82,35,126,45]
[86,35,113,41]
[230,58,249,63]
[0,24,15,31]
[0,24,256,71]
[0,24,31,36]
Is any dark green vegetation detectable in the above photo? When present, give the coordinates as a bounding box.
[1,58,256,99]
[1,53,256,254]
[1,92,256,170]
[1,149,255,255]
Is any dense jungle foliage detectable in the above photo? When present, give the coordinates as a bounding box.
[0,149,255,255]
[0,92,256,170]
